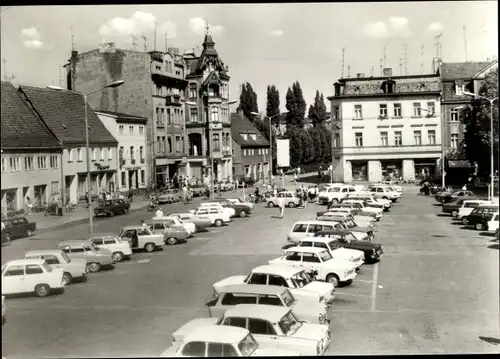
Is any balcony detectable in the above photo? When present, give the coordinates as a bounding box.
[151,68,188,89]
[166,95,183,106]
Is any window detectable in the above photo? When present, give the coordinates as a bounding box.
[68,149,74,162]
[91,237,104,245]
[284,251,301,261]
[427,102,435,116]
[450,134,459,148]
[293,223,308,233]
[3,265,24,276]
[25,156,34,170]
[140,170,145,184]
[189,83,197,99]
[248,273,267,285]
[224,317,247,329]
[37,156,47,169]
[394,103,402,117]
[25,264,44,275]
[413,103,421,117]
[354,104,363,119]
[91,148,97,161]
[333,133,340,148]
[413,130,422,145]
[167,109,171,125]
[121,172,127,188]
[43,255,60,265]
[213,133,220,151]
[394,131,402,146]
[50,181,59,195]
[380,132,388,146]
[248,319,275,335]
[355,132,363,147]
[333,106,339,120]
[119,125,124,135]
[207,343,238,357]
[139,126,144,135]
[156,107,160,125]
[258,295,282,306]
[302,253,321,263]
[1,157,5,172]
[160,109,165,126]
[175,136,181,152]
[129,126,134,135]
[139,146,144,161]
[428,130,436,144]
[221,293,257,305]
[450,110,459,122]
[49,155,59,168]
[379,104,388,117]
[100,148,106,161]
[182,342,206,357]
[211,106,219,123]
[167,137,172,153]
[268,275,288,287]
[130,146,134,160]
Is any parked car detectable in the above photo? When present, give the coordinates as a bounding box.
[456,200,492,224]
[317,210,375,228]
[94,199,130,217]
[209,284,329,325]
[317,204,377,221]
[167,212,212,232]
[436,190,475,204]
[287,220,343,244]
[316,215,374,241]
[87,233,133,262]
[1,217,36,242]
[314,230,384,263]
[208,199,252,218]
[442,198,479,217]
[266,191,301,208]
[146,219,191,245]
[346,192,392,211]
[378,181,403,192]
[197,202,236,218]
[118,225,167,252]
[25,249,87,285]
[157,190,181,204]
[56,240,114,273]
[340,199,383,220]
[465,204,500,230]
[161,325,297,357]
[367,185,401,202]
[193,206,231,227]
[2,259,65,297]
[227,198,255,211]
[269,247,357,287]
[212,265,335,304]
[172,305,330,356]
[152,215,196,235]
[316,185,356,205]
[487,212,499,234]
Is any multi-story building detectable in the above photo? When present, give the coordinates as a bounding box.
[231,112,270,180]
[183,32,233,182]
[1,81,63,213]
[65,43,189,188]
[96,110,148,193]
[328,68,442,182]
[18,85,119,202]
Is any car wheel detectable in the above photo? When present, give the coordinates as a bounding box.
[461,217,469,225]
[382,196,388,200]
[239,210,247,218]
[123,208,128,214]
[4,232,11,243]
[331,199,339,204]
[475,223,485,231]
[144,243,155,252]
[215,219,223,227]
[288,202,296,208]
[166,237,178,245]
[34,284,51,297]
[326,274,339,287]
[109,211,115,217]
[268,201,275,208]
[62,272,72,285]
[112,252,124,262]
[87,262,101,273]
[451,210,458,217]
[26,229,33,237]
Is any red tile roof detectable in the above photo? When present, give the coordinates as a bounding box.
[19,86,118,147]
[1,81,61,150]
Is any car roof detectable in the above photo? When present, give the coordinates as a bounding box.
[25,249,64,256]
[184,325,248,344]
[252,264,303,277]
[168,212,191,216]
[4,258,45,266]
[299,236,339,243]
[478,204,499,208]
[284,246,329,254]
[88,232,117,238]
[57,240,89,246]
[315,229,352,235]
[293,220,341,226]
[219,284,289,295]
[121,225,146,230]
[225,304,289,322]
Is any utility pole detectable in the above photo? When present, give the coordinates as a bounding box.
[341,47,345,78]
[59,64,63,87]
[370,66,374,77]
[463,25,468,62]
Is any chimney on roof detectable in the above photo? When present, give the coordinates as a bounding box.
[168,47,179,55]
[383,68,392,77]
[356,73,365,78]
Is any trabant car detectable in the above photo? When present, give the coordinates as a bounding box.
[118,225,166,252]
[212,265,335,304]
[318,209,375,227]
[197,202,235,218]
[435,189,476,204]
[287,220,343,244]
[316,185,357,205]
[341,199,383,220]
[209,284,329,325]
[146,219,190,245]
[161,325,297,357]
[317,212,374,230]
[157,190,181,204]
[172,305,330,356]
[269,247,357,287]
[152,215,196,235]
[345,192,392,211]
[25,249,87,285]
[167,212,212,232]
[193,206,231,227]
[1,217,37,242]
[56,240,114,273]
[94,199,130,217]
[266,191,301,208]
[367,185,401,202]
[208,199,252,218]
[88,233,132,262]
[2,259,65,297]
[487,212,499,234]
[315,215,374,241]
[378,181,403,192]
[227,198,255,211]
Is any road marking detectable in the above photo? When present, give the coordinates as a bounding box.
[137,258,151,264]
[371,261,380,312]
[335,292,372,298]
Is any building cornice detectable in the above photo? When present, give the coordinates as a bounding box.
[328,91,441,100]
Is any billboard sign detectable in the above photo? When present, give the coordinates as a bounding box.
[277,139,290,168]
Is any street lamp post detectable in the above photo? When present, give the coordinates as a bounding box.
[251,112,288,184]
[463,91,498,200]
[46,80,125,234]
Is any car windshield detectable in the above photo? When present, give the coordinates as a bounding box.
[344,219,356,228]
[238,334,259,356]
[290,271,313,288]
[41,261,52,272]
[61,252,71,263]
[388,187,396,191]
[318,250,333,262]
[278,311,303,336]
[281,289,295,306]
[328,240,342,250]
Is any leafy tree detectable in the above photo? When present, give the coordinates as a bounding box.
[308,126,323,161]
[266,85,280,122]
[301,130,314,164]
[285,81,307,129]
[286,126,304,167]
[237,82,258,122]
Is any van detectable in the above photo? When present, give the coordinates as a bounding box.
[287,220,343,244]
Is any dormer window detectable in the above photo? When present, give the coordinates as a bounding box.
[455,81,466,96]
[250,133,257,141]
[381,79,396,94]
[241,133,248,141]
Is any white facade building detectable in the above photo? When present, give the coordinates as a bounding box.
[328,69,442,183]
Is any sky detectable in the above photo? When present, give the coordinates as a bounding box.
[0,2,497,114]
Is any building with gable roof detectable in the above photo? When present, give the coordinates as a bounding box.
[1,81,63,213]
[18,85,119,203]
[327,68,442,183]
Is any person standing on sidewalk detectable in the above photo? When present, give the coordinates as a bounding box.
[26,197,32,215]
[278,195,285,219]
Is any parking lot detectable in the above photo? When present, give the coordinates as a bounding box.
[1,187,499,357]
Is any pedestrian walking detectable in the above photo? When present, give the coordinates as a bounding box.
[302,189,308,208]
[278,196,285,219]
[26,197,32,215]
[294,172,298,184]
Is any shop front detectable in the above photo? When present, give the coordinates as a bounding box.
[351,160,368,181]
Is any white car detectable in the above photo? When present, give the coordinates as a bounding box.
[266,191,301,208]
[456,200,492,223]
[197,202,235,218]
[368,185,401,202]
[212,265,335,304]
[2,259,65,297]
[162,325,298,357]
[152,215,196,235]
[194,206,231,227]
[287,220,343,244]
[87,232,133,262]
[317,211,374,229]
[341,199,383,220]
[378,181,403,192]
[316,185,356,205]
[227,198,255,211]
[348,192,392,210]
[487,212,499,234]
[171,305,330,356]
[269,247,357,287]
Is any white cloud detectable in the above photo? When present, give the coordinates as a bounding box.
[364,21,389,39]
[99,11,157,37]
[389,17,408,30]
[269,29,284,37]
[159,21,177,39]
[23,39,43,49]
[428,22,444,33]
[21,27,40,39]
[189,17,224,36]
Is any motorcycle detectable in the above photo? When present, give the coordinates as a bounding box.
[146,200,159,212]
[249,193,266,204]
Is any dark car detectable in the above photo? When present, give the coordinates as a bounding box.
[436,190,475,204]
[1,217,37,242]
[442,197,482,216]
[94,199,130,217]
[313,229,383,263]
[466,205,499,230]
[209,199,252,218]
